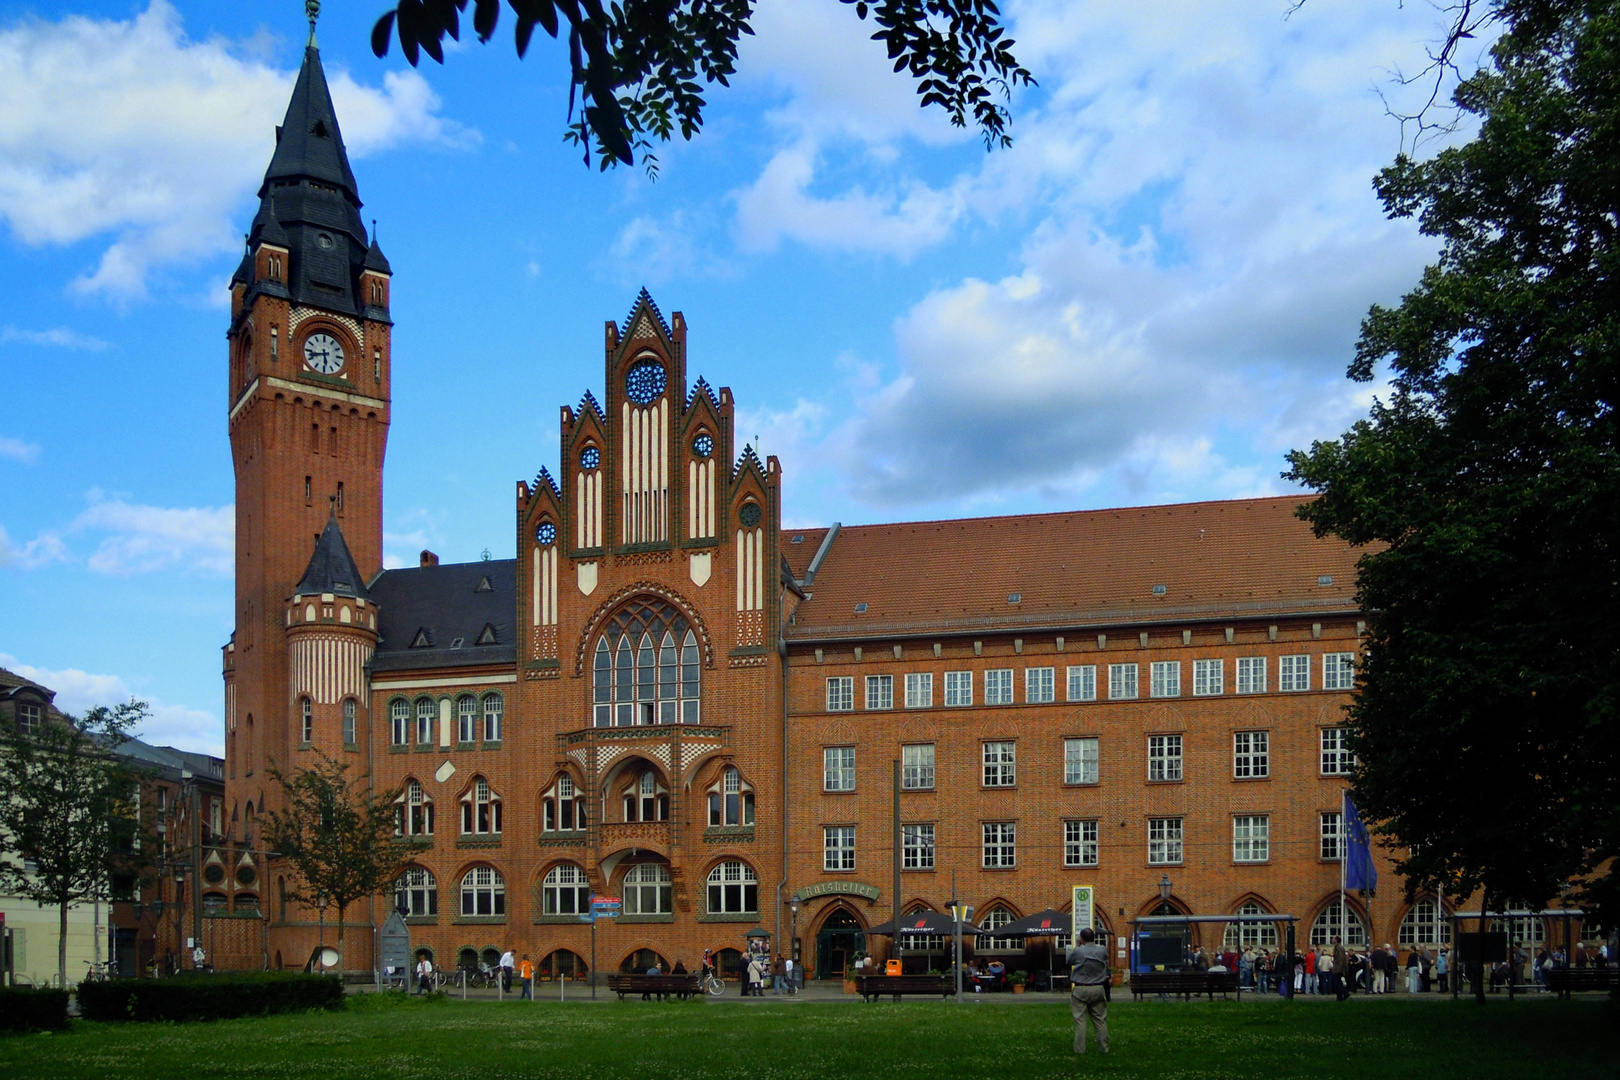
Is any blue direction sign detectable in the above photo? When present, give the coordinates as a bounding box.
[591,895,622,917]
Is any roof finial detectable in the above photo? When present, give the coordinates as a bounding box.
[328,493,337,518]
[305,0,321,47]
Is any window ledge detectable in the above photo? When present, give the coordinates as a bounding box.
[534,914,593,925]
[539,831,588,845]
[481,741,502,750]
[823,788,857,795]
[617,914,675,924]
[405,915,438,926]
[1233,775,1271,782]
[455,742,476,752]
[703,826,756,843]
[900,787,935,794]
[417,744,437,752]
[698,913,760,923]
[456,837,503,849]
[1063,782,1100,788]
[389,744,411,754]
[452,916,508,925]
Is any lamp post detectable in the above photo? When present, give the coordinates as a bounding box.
[788,896,801,992]
[1158,875,1172,903]
[170,863,188,973]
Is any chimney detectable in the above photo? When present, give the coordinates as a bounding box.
[420,550,439,567]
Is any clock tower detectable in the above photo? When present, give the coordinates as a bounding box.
[223,30,392,804]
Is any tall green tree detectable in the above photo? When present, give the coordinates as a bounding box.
[1286,0,1620,968]
[261,752,423,973]
[0,701,153,988]
[369,0,1033,171]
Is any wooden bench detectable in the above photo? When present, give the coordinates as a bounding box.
[605,974,702,1001]
[1544,968,1618,997]
[1129,971,1240,1001]
[856,974,950,1002]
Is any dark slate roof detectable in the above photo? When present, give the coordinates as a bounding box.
[369,559,517,672]
[263,46,360,202]
[296,515,370,600]
[362,238,391,274]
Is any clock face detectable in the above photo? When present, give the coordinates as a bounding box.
[303,332,345,375]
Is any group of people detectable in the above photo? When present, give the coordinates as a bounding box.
[739,952,796,995]
[1177,940,1452,998]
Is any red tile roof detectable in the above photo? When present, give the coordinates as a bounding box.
[784,495,1362,641]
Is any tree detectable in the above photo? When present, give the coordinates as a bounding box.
[0,701,153,988]
[369,0,1033,172]
[261,752,423,973]
[1285,0,1620,988]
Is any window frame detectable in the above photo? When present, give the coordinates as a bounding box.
[865,674,894,710]
[389,698,410,746]
[415,697,434,745]
[1066,665,1097,702]
[622,862,673,915]
[1320,810,1344,861]
[1025,666,1055,703]
[1320,727,1355,775]
[944,670,973,706]
[541,863,592,916]
[826,676,854,712]
[982,740,1016,787]
[983,668,1013,705]
[1148,816,1184,865]
[1235,656,1267,694]
[1149,661,1181,698]
[482,692,503,742]
[1064,819,1099,867]
[902,822,935,870]
[901,743,935,790]
[1148,733,1183,782]
[1232,814,1270,863]
[1279,654,1311,692]
[823,825,857,872]
[981,821,1016,868]
[1233,729,1270,779]
[459,865,506,917]
[823,746,856,793]
[705,859,759,915]
[394,866,438,917]
[1323,652,1356,691]
[904,672,933,709]
[1063,736,1099,785]
[456,694,477,744]
[1192,658,1223,696]
[1108,663,1138,700]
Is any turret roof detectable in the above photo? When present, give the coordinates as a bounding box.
[295,512,370,601]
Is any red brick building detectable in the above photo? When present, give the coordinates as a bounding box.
[221,41,1470,982]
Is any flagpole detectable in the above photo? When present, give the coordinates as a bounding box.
[1340,790,1348,953]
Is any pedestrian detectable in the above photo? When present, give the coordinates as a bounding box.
[415,953,434,995]
[1066,926,1110,1056]
[784,954,796,995]
[499,947,515,993]
[1303,947,1318,995]
[1436,947,1449,992]
[519,954,534,1000]
[1406,948,1421,994]
[1332,936,1348,1000]
[772,953,787,995]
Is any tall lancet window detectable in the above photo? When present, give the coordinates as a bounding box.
[592,598,700,726]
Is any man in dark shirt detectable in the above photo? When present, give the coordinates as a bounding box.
[1066,927,1111,1055]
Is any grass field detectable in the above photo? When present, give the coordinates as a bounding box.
[1,994,1614,1079]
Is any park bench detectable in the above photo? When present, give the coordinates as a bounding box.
[1544,968,1617,998]
[1129,971,1240,1001]
[856,974,950,1002]
[605,974,702,1001]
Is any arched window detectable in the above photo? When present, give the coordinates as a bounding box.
[592,598,701,726]
[389,698,410,746]
[460,866,506,916]
[906,904,947,951]
[621,769,669,822]
[1398,899,1452,946]
[542,863,592,915]
[620,948,669,974]
[976,906,1020,951]
[395,779,433,836]
[540,950,587,979]
[706,860,757,915]
[1223,900,1279,949]
[203,892,228,915]
[457,947,479,971]
[457,695,478,743]
[1309,899,1368,947]
[543,774,585,833]
[395,867,438,916]
[482,693,503,742]
[342,698,357,744]
[461,777,502,835]
[300,697,313,743]
[707,766,754,827]
[623,863,672,915]
[414,697,434,744]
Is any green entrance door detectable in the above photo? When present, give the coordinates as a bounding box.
[815,909,866,979]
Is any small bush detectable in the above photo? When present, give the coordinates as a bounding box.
[0,986,70,1033]
[77,971,343,1023]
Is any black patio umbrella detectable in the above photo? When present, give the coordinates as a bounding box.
[867,909,984,937]
[996,909,1071,938]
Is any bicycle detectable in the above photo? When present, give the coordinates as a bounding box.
[81,960,114,983]
[701,969,724,996]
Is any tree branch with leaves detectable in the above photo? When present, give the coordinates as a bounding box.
[371,0,1033,173]
[0,700,155,988]
[261,752,424,973]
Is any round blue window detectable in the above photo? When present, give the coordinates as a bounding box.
[580,446,600,470]
[625,359,666,405]
[536,521,556,546]
[738,502,762,528]
[693,433,714,458]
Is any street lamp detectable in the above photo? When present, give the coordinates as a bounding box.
[788,896,801,992]
[1158,875,1172,903]
[170,863,188,972]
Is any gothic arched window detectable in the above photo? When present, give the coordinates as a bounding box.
[592,598,700,726]
[542,864,591,915]
[543,774,585,833]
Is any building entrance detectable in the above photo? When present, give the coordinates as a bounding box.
[815,908,865,979]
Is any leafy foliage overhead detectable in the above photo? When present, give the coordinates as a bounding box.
[1286,0,1619,928]
[372,0,1033,171]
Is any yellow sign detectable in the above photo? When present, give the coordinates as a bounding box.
[1072,885,1094,942]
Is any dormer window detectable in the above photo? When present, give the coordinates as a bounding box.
[16,701,42,736]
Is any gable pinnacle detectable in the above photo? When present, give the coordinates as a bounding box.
[306,0,321,47]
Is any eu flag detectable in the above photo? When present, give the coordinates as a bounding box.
[1345,795,1377,893]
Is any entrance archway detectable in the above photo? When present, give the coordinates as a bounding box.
[816,907,866,979]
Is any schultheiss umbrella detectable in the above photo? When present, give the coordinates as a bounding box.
[867,910,984,937]
[996,909,1072,937]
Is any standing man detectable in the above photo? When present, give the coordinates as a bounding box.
[1067,927,1110,1056]
[784,954,796,995]
[518,954,534,1000]
[415,953,434,995]
[499,947,516,994]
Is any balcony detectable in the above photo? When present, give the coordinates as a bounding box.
[558,722,731,782]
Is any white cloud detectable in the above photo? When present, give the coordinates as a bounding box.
[0,435,41,463]
[0,653,220,754]
[0,523,69,569]
[748,1,1459,506]
[0,1,470,299]
[71,493,234,576]
[0,325,111,351]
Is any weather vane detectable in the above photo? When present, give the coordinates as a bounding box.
[306,0,321,46]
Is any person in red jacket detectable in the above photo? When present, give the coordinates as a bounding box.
[1304,946,1318,994]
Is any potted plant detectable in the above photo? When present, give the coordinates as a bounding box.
[844,952,866,994]
[1010,970,1027,994]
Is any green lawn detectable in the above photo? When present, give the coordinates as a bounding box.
[1,994,1614,1079]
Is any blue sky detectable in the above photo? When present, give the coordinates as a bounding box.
[0,0,1485,752]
